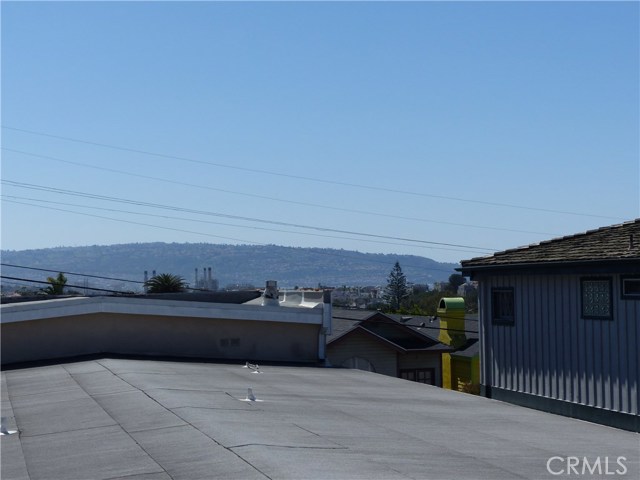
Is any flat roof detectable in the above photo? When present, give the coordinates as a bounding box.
[2,359,638,480]
[1,295,325,326]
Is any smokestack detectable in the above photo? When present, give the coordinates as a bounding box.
[262,280,279,307]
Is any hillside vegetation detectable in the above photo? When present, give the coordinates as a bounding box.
[1,243,459,291]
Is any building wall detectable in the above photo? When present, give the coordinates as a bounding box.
[397,351,441,387]
[1,313,320,365]
[327,329,397,377]
[477,272,638,418]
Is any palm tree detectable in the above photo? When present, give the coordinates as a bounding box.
[144,273,187,293]
[43,272,68,295]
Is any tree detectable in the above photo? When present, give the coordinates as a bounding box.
[448,273,465,292]
[145,273,187,293]
[384,262,410,312]
[43,272,67,295]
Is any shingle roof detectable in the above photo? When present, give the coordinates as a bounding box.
[330,309,479,344]
[461,219,640,269]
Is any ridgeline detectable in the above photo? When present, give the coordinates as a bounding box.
[1,243,460,291]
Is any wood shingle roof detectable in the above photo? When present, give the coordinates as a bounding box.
[461,219,640,269]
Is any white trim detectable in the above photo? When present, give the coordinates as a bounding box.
[1,296,324,325]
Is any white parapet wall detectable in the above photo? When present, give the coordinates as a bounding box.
[1,296,327,365]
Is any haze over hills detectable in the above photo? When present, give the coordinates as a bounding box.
[1,243,461,292]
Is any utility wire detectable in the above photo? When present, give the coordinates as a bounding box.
[2,179,496,252]
[1,275,478,329]
[0,267,213,293]
[2,147,560,237]
[1,263,144,284]
[332,315,479,336]
[1,125,624,221]
[2,198,464,274]
[2,194,488,255]
[2,264,478,320]
[0,276,135,294]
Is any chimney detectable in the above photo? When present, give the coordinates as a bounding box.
[262,280,279,307]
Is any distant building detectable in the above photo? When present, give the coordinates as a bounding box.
[457,282,477,297]
[432,282,447,292]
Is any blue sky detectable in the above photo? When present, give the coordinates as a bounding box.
[2,1,639,264]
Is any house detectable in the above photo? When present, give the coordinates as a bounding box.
[326,310,453,386]
[460,219,640,432]
[0,284,333,366]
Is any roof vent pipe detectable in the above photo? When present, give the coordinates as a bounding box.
[630,234,635,250]
[262,280,279,307]
[0,417,17,436]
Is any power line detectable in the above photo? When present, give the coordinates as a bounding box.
[2,198,464,274]
[1,270,477,326]
[2,179,496,252]
[1,263,145,285]
[2,194,488,255]
[332,315,479,336]
[0,264,215,293]
[2,147,560,237]
[0,276,135,294]
[1,125,624,221]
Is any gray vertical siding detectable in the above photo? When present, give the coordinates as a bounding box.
[479,273,638,416]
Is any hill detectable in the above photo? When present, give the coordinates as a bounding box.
[1,243,460,292]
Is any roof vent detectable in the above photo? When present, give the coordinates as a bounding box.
[243,362,262,374]
[0,417,17,436]
[262,280,279,307]
[630,234,635,250]
[240,387,263,402]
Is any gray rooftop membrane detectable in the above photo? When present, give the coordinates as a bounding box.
[1,359,638,480]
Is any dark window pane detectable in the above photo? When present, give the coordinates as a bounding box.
[492,288,514,324]
[581,278,612,319]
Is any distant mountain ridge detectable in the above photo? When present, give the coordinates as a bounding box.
[1,243,459,290]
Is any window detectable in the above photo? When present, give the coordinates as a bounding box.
[581,277,612,319]
[491,288,515,325]
[341,357,375,372]
[399,368,435,385]
[621,276,640,300]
